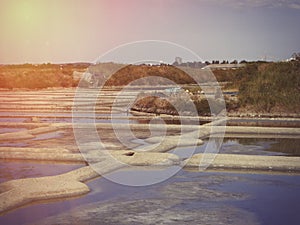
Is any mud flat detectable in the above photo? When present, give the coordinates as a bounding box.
[0,88,299,223]
[184,154,300,172]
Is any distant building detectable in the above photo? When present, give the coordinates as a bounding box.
[175,57,182,65]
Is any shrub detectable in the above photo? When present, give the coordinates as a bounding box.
[237,61,300,113]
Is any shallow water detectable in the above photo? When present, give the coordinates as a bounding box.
[0,118,26,122]
[0,112,138,124]
[172,138,299,159]
[32,132,64,141]
[0,169,299,225]
[221,173,300,225]
[0,161,83,183]
[0,128,27,134]
[228,118,300,128]
[0,142,28,147]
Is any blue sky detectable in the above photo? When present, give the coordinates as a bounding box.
[0,0,299,64]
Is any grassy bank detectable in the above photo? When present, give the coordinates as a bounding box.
[0,63,88,89]
[235,61,300,113]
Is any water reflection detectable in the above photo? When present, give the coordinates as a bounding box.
[172,138,299,159]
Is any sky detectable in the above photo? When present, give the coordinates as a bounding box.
[0,0,300,64]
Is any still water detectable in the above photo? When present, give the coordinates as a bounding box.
[0,134,299,224]
[172,138,300,159]
[0,168,299,225]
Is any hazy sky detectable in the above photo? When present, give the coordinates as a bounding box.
[0,0,300,64]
